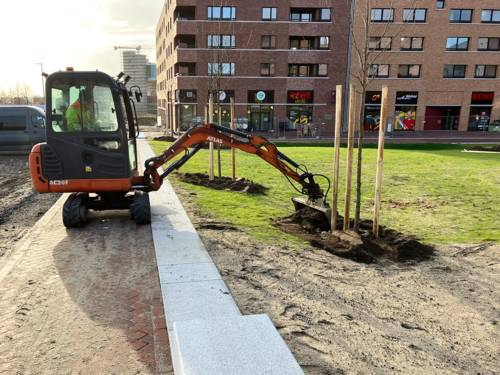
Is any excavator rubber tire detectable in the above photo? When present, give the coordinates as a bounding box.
[130,191,151,225]
[62,193,89,228]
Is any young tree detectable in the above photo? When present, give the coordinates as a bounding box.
[349,0,417,231]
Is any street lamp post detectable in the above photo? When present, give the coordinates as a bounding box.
[36,62,45,99]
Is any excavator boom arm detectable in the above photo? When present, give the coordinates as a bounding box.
[143,124,326,202]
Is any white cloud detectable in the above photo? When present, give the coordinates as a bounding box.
[0,0,162,96]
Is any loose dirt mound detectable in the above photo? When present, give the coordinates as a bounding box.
[275,207,434,263]
[175,172,268,195]
[465,144,500,152]
[153,135,177,142]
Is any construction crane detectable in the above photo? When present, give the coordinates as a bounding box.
[114,45,153,54]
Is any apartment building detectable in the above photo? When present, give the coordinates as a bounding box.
[155,0,350,134]
[353,0,500,132]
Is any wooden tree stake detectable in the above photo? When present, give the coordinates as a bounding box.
[331,85,343,232]
[208,93,214,181]
[373,86,389,238]
[343,85,356,231]
[230,97,236,181]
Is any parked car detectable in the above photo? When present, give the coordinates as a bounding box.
[0,105,46,153]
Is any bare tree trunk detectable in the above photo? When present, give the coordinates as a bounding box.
[354,100,366,231]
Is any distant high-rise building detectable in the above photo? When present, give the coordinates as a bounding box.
[120,50,151,116]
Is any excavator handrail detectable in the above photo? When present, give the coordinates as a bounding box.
[143,123,329,204]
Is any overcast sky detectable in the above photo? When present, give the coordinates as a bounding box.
[0,0,163,96]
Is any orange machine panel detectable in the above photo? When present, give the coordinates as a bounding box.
[29,143,132,193]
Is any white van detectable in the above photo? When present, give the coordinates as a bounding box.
[0,105,46,153]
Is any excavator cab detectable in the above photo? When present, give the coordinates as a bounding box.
[29,70,150,227]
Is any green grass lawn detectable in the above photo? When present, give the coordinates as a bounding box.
[150,141,500,245]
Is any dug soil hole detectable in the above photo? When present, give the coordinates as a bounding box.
[275,207,435,263]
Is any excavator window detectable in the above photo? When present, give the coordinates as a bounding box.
[50,80,119,133]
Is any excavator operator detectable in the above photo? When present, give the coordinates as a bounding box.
[65,88,95,131]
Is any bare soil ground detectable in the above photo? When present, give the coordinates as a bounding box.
[0,156,60,258]
[176,187,500,375]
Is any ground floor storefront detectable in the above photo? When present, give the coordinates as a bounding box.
[363,89,500,133]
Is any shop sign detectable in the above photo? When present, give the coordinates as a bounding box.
[287,91,314,104]
[256,91,266,102]
[177,90,197,103]
[471,92,494,105]
[396,92,418,105]
[218,91,227,102]
[365,91,381,105]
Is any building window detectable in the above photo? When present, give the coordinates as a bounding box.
[290,37,312,50]
[400,37,424,51]
[403,8,427,22]
[369,37,392,50]
[320,8,331,21]
[262,7,277,21]
[208,62,235,76]
[289,64,312,77]
[260,63,275,76]
[208,6,236,20]
[475,65,497,78]
[443,64,466,78]
[446,37,470,51]
[436,1,445,10]
[478,37,500,51]
[318,64,328,77]
[371,8,394,22]
[481,10,500,23]
[319,36,330,49]
[368,64,390,78]
[398,64,421,78]
[449,9,473,23]
[291,10,312,22]
[208,35,235,48]
[261,35,277,49]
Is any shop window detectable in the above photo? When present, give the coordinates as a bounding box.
[478,37,500,51]
[398,64,421,78]
[369,37,392,50]
[475,65,497,78]
[446,37,469,51]
[261,35,277,49]
[260,63,275,77]
[262,7,277,21]
[400,37,423,51]
[403,8,427,22]
[449,9,472,23]
[469,92,495,131]
[443,64,466,78]
[371,8,394,22]
[368,64,390,78]
[481,10,500,23]
[394,92,418,131]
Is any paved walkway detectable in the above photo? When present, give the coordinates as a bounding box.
[0,196,172,374]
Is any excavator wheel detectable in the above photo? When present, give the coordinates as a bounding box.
[130,191,151,225]
[62,193,89,228]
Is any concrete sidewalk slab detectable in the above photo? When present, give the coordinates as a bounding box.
[158,263,221,284]
[138,138,304,375]
[173,314,304,375]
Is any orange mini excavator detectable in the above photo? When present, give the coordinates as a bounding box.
[30,70,331,227]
